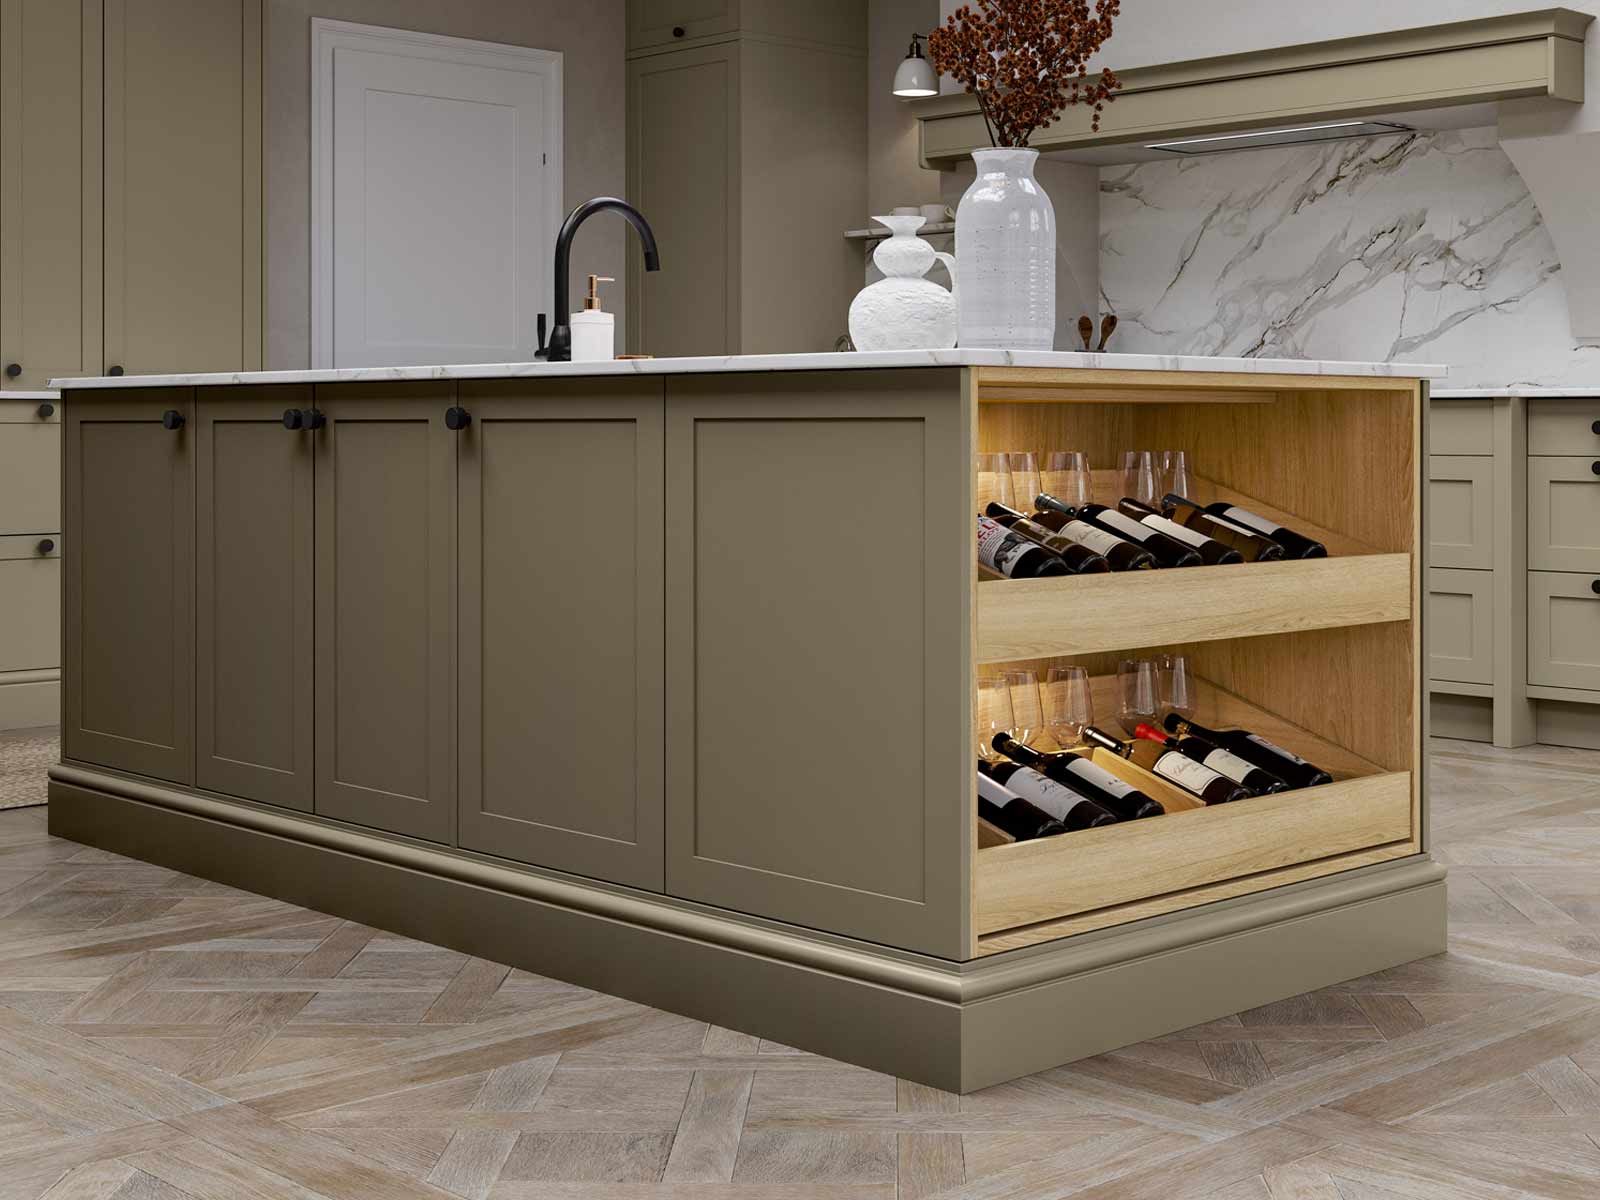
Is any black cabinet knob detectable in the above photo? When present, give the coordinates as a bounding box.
[282,408,304,430]
[303,407,325,430]
[36,401,53,420]
[161,409,184,430]
[1593,580,1600,596]
[4,363,20,378]
[108,365,125,377]
[1593,419,1600,436]
[1592,460,1600,476]
[672,25,685,36]
[445,406,471,431]
[36,538,54,556]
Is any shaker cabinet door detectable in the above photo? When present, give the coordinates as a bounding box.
[1528,571,1600,692]
[195,389,314,810]
[63,392,194,784]
[455,380,665,890]
[1529,457,1600,574]
[1426,567,1493,686]
[313,385,456,844]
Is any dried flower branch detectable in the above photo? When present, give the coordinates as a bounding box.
[927,0,1122,148]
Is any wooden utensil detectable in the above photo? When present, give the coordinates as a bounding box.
[1097,313,1118,352]
[1078,315,1094,350]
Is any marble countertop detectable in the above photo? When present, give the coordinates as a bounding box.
[2,389,59,400]
[50,349,1446,391]
[1433,387,1600,398]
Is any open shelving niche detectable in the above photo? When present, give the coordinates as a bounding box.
[967,368,1425,957]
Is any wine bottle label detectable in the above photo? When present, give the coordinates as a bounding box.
[1153,751,1225,793]
[1093,509,1155,544]
[978,773,1022,806]
[1202,747,1259,786]
[1219,505,1283,538]
[1055,756,1138,798]
[1058,520,1124,557]
[1139,512,1210,549]
[1246,733,1310,765]
[977,518,1038,578]
[999,767,1084,820]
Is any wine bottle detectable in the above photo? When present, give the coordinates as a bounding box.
[1081,725,1251,805]
[1116,498,1243,566]
[1133,722,1287,795]
[1028,498,1158,571]
[992,734,1164,820]
[1181,496,1326,559]
[977,516,1069,579]
[983,503,1110,574]
[978,771,1067,840]
[1163,714,1334,788]
[1161,495,1287,562]
[980,758,1118,831]
[1074,504,1203,569]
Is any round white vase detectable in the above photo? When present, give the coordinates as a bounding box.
[847,215,958,352]
[955,147,1055,350]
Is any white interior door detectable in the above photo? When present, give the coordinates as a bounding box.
[313,21,561,368]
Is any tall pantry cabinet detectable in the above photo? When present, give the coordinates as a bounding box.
[624,0,867,357]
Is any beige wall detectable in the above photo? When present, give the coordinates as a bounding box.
[867,0,940,214]
[263,1,626,369]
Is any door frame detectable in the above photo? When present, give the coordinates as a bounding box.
[309,18,564,368]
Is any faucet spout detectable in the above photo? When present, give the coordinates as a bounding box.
[543,197,660,362]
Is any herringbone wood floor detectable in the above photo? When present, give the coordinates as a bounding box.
[2,737,1599,1198]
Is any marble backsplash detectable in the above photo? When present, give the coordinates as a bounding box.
[1099,127,1600,388]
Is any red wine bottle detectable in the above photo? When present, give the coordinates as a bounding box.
[1082,725,1250,805]
[1117,498,1242,565]
[977,516,1069,578]
[983,503,1110,574]
[978,770,1067,840]
[1163,714,1333,788]
[992,734,1165,819]
[1075,503,1203,569]
[1160,494,1286,561]
[1133,722,1287,795]
[1029,497,1158,571]
[980,758,1118,830]
[1184,496,1326,559]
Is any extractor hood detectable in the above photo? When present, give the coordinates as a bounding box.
[911,9,1592,167]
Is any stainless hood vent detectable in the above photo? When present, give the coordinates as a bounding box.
[1146,120,1414,156]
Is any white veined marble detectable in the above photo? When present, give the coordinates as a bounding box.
[1101,127,1600,390]
[50,348,1442,391]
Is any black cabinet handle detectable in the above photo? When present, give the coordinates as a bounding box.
[445,406,471,431]
[282,408,304,430]
[108,365,125,377]
[161,409,184,430]
[36,538,54,556]
[672,25,685,36]
[36,401,53,420]
[4,363,20,378]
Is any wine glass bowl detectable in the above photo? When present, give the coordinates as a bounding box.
[1159,653,1196,723]
[1002,668,1043,748]
[1007,452,1041,517]
[976,453,1013,514]
[1119,450,1158,507]
[1116,658,1158,736]
[1041,451,1091,510]
[1043,665,1093,749]
[976,675,1015,762]
[1161,450,1194,501]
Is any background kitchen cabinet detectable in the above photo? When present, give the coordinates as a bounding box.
[456,380,665,890]
[312,385,455,844]
[1529,571,1600,692]
[62,392,193,784]
[102,0,261,376]
[1427,567,1494,685]
[625,2,865,357]
[195,389,314,811]
[0,0,101,390]
[0,395,60,730]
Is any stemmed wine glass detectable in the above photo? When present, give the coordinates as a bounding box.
[976,453,1013,514]
[1159,654,1196,724]
[1003,669,1043,748]
[1120,450,1159,506]
[1161,451,1194,502]
[976,675,1015,762]
[1042,451,1092,511]
[1043,665,1093,750]
[1116,658,1158,735]
[1008,453,1042,517]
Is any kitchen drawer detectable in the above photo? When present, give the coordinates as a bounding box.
[1428,455,1493,569]
[627,0,737,49]
[1528,398,1600,456]
[0,411,61,535]
[1529,571,1600,692]
[1430,399,1493,455]
[1427,567,1493,685]
[0,535,61,674]
[1529,456,1600,573]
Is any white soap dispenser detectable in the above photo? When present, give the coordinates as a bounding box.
[569,274,615,362]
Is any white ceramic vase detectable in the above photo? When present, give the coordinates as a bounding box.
[847,215,958,352]
[955,147,1055,350]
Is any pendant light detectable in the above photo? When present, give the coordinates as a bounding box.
[893,33,938,98]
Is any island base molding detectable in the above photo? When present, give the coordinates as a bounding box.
[49,765,1447,1093]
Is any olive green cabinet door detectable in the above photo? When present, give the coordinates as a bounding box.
[63,391,193,784]
[313,385,455,844]
[456,381,665,890]
[664,372,970,958]
[195,389,314,810]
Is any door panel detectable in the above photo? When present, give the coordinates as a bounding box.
[1529,457,1600,573]
[457,380,665,889]
[0,397,60,534]
[313,385,455,843]
[1426,567,1492,686]
[1529,571,1600,692]
[665,371,968,958]
[1427,456,1492,570]
[196,388,314,810]
[0,535,60,673]
[1528,399,1600,457]
[63,391,193,783]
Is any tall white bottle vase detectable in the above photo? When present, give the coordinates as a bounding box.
[955,148,1055,351]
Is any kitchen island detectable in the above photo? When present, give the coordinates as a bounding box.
[48,349,1444,1091]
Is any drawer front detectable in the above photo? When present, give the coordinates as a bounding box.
[1427,567,1493,684]
[627,0,737,49]
[0,420,61,535]
[1430,400,1494,454]
[0,538,62,674]
[1529,456,1600,573]
[1428,456,1493,569]
[1528,399,1600,456]
[1529,571,1600,691]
